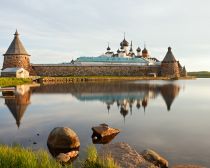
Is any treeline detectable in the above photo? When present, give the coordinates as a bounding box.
[188,71,210,78]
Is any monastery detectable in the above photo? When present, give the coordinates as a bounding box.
[1,31,187,78]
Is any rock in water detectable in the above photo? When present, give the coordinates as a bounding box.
[92,124,120,138]
[47,127,80,149]
[141,149,168,168]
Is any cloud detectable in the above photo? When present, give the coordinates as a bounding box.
[0,0,210,71]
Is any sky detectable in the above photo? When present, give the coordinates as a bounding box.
[0,0,210,71]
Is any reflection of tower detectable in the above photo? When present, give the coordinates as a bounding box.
[136,99,141,110]
[142,98,148,114]
[3,85,31,127]
[107,104,110,114]
[119,99,129,123]
[160,84,180,111]
[120,106,129,124]
[128,98,134,115]
[105,101,114,114]
[117,100,120,109]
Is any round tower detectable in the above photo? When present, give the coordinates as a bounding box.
[161,47,180,78]
[2,30,32,74]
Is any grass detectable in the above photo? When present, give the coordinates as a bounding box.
[81,145,120,168]
[0,144,119,168]
[0,144,73,168]
[188,71,210,78]
[0,77,32,87]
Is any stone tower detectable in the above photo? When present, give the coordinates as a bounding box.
[161,47,180,78]
[2,30,33,74]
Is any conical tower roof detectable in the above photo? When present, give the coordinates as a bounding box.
[4,30,30,56]
[162,47,176,63]
[3,90,31,128]
[160,84,180,111]
[6,100,29,128]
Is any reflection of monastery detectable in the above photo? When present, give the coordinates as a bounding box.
[1,82,180,127]
[34,82,181,121]
[1,31,187,78]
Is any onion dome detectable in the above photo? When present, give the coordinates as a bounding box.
[162,47,177,63]
[142,47,148,54]
[136,46,141,52]
[117,49,120,53]
[120,39,129,47]
[142,98,148,112]
[4,30,30,56]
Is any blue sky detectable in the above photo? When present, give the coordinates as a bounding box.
[0,0,210,71]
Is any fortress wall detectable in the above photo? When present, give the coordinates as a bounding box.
[32,65,161,77]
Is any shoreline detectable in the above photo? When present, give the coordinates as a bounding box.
[38,76,196,84]
[0,77,32,87]
[0,143,206,168]
[0,76,196,87]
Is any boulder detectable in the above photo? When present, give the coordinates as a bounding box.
[100,142,157,168]
[92,123,120,138]
[141,149,168,168]
[47,127,80,149]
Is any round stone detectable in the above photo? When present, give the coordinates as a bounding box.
[47,127,80,149]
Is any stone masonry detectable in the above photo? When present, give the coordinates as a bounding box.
[32,65,161,77]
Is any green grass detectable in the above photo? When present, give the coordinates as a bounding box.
[0,144,73,168]
[188,71,210,78]
[81,145,120,168]
[0,144,119,168]
[0,78,32,87]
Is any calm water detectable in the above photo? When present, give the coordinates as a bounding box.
[0,79,210,166]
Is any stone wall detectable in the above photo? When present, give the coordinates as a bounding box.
[3,55,36,75]
[32,65,161,77]
[161,62,180,78]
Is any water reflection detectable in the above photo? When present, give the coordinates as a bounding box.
[33,82,181,122]
[1,81,181,128]
[2,85,32,128]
